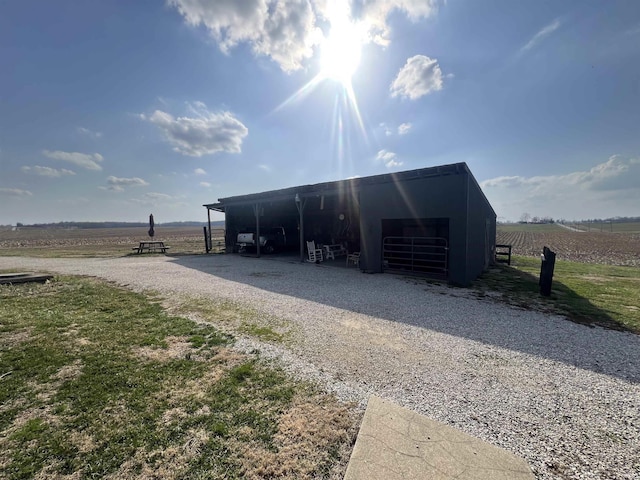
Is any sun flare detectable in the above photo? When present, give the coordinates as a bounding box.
[272,1,368,149]
[320,3,364,85]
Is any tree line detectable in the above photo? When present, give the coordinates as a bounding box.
[6,221,224,229]
[516,214,640,225]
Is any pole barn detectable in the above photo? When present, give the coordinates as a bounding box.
[204,162,496,286]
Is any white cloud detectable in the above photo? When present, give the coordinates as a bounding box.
[168,0,267,51]
[375,149,403,168]
[168,0,321,72]
[194,168,207,175]
[130,192,186,207]
[390,55,445,100]
[380,123,393,136]
[142,103,248,157]
[22,166,76,177]
[397,122,412,135]
[481,155,640,221]
[385,159,403,168]
[376,149,395,162]
[108,176,149,187]
[101,176,149,192]
[258,164,271,172]
[520,19,561,54]
[255,0,321,72]
[42,150,104,171]
[353,0,438,46]
[200,182,212,187]
[0,187,32,197]
[143,192,173,200]
[169,0,439,72]
[77,127,103,138]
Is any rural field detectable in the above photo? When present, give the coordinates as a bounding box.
[0,226,225,257]
[497,223,640,266]
[3,223,638,266]
[3,223,639,266]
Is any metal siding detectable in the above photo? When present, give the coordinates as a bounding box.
[358,173,469,284]
[464,177,497,284]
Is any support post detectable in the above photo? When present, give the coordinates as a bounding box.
[207,208,212,252]
[539,246,556,296]
[203,226,209,253]
[253,203,261,258]
[295,194,306,262]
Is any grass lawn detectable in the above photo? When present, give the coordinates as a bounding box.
[0,276,357,479]
[474,256,640,334]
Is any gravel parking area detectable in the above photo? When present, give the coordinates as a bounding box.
[2,254,639,480]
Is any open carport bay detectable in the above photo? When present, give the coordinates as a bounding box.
[219,187,362,258]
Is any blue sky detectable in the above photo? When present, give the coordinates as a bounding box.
[1,0,639,224]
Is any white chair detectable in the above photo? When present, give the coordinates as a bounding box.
[324,244,347,260]
[306,241,323,263]
[346,251,360,267]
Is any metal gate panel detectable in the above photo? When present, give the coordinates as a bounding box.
[382,236,448,277]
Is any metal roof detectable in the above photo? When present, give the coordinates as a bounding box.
[204,162,473,210]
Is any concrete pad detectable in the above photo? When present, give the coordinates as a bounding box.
[344,396,534,480]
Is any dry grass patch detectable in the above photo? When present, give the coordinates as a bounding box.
[134,336,196,362]
[68,430,98,454]
[1,329,33,348]
[157,347,247,406]
[237,394,359,480]
[33,466,83,480]
[165,294,298,345]
[51,360,83,383]
[106,428,211,480]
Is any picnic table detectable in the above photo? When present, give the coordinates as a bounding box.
[133,241,170,254]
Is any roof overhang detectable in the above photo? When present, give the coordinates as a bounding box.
[212,162,470,208]
[203,202,225,212]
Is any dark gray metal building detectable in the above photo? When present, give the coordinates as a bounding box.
[204,162,496,286]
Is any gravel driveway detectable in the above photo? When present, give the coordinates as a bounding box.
[2,254,639,480]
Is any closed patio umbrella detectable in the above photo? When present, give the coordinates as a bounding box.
[148,214,155,238]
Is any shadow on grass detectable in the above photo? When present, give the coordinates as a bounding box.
[170,253,640,384]
[472,262,634,334]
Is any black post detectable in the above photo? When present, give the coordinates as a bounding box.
[207,208,212,252]
[203,226,210,253]
[253,203,261,258]
[295,194,306,262]
[539,246,556,296]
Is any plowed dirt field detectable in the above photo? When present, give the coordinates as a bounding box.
[497,225,640,266]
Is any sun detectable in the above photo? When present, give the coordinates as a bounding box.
[320,4,364,85]
[272,1,368,142]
